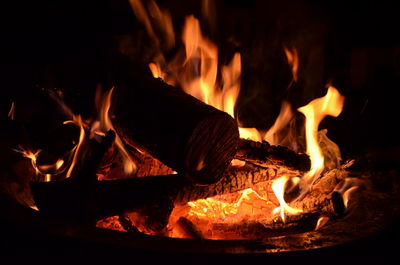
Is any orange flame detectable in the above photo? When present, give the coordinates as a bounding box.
[15,148,64,182]
[284,46,299,83]
[264,101,293,145]
[94,87,137,175]
[8,102,15,120]
[65,115,86,179]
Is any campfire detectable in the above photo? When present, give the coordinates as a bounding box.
[1,0,400,256]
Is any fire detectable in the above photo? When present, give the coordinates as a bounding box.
[298,85,345,184]
[186,188,272,220]
[8,102,15,120]
[264,101,293,145]
[179,15,241,117]
[14,147,64,182]
[270,86,345,221]
[238,128,262,142]
[188,198,239,219]
[272,175,302,222]
[284,46,299,83]
[94,87,137,175]
[65,115,86,179]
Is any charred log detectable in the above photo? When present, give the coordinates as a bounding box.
[236,139,311,172]
[111,59,240,185]
[31,161,294,223]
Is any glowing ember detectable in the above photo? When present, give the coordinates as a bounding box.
[187,188,271,220]
[188,198,239,219]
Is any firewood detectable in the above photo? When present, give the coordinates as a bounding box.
[236,139,311,172]
[110,57,240,185]
[31,161,299,223]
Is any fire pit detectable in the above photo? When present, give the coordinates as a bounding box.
[1,0,400,261]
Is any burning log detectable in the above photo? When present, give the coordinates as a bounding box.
[30,163,278,222]
[236,139,310,172]
[110,59,240,185]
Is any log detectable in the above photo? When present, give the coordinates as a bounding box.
[31,161,295,222]
[110,57,240,185]
[236,139,311,172]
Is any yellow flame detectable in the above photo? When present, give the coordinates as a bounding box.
[239,128,262,142]
[271,175,302,222]
[298,86,345,183]
[19,149,41,175]
[315,216,330,231]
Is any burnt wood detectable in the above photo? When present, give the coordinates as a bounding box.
[30,161,302,223]
[111,59,240,185]
[236,139,311,172]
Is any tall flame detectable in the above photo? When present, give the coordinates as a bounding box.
[65,115,86,179]
[95,87,137,175]
[298,85,345,183]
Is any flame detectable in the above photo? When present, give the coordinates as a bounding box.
[284,46,299,83]
[95,87,137,175]
[239,127,262,142]
[129,0,158,46]
[8,102,15,120]
[264,101,293,145]
[271,175,302,222]
[18,149,41,175]
[221,52,241,117]
[65,115,86,179]
[37,159,64,173]
[334,178,360,209]
[149,62,165,79]
[315,216,330,231]
[298,86,345,183]
[14,148,64,182]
